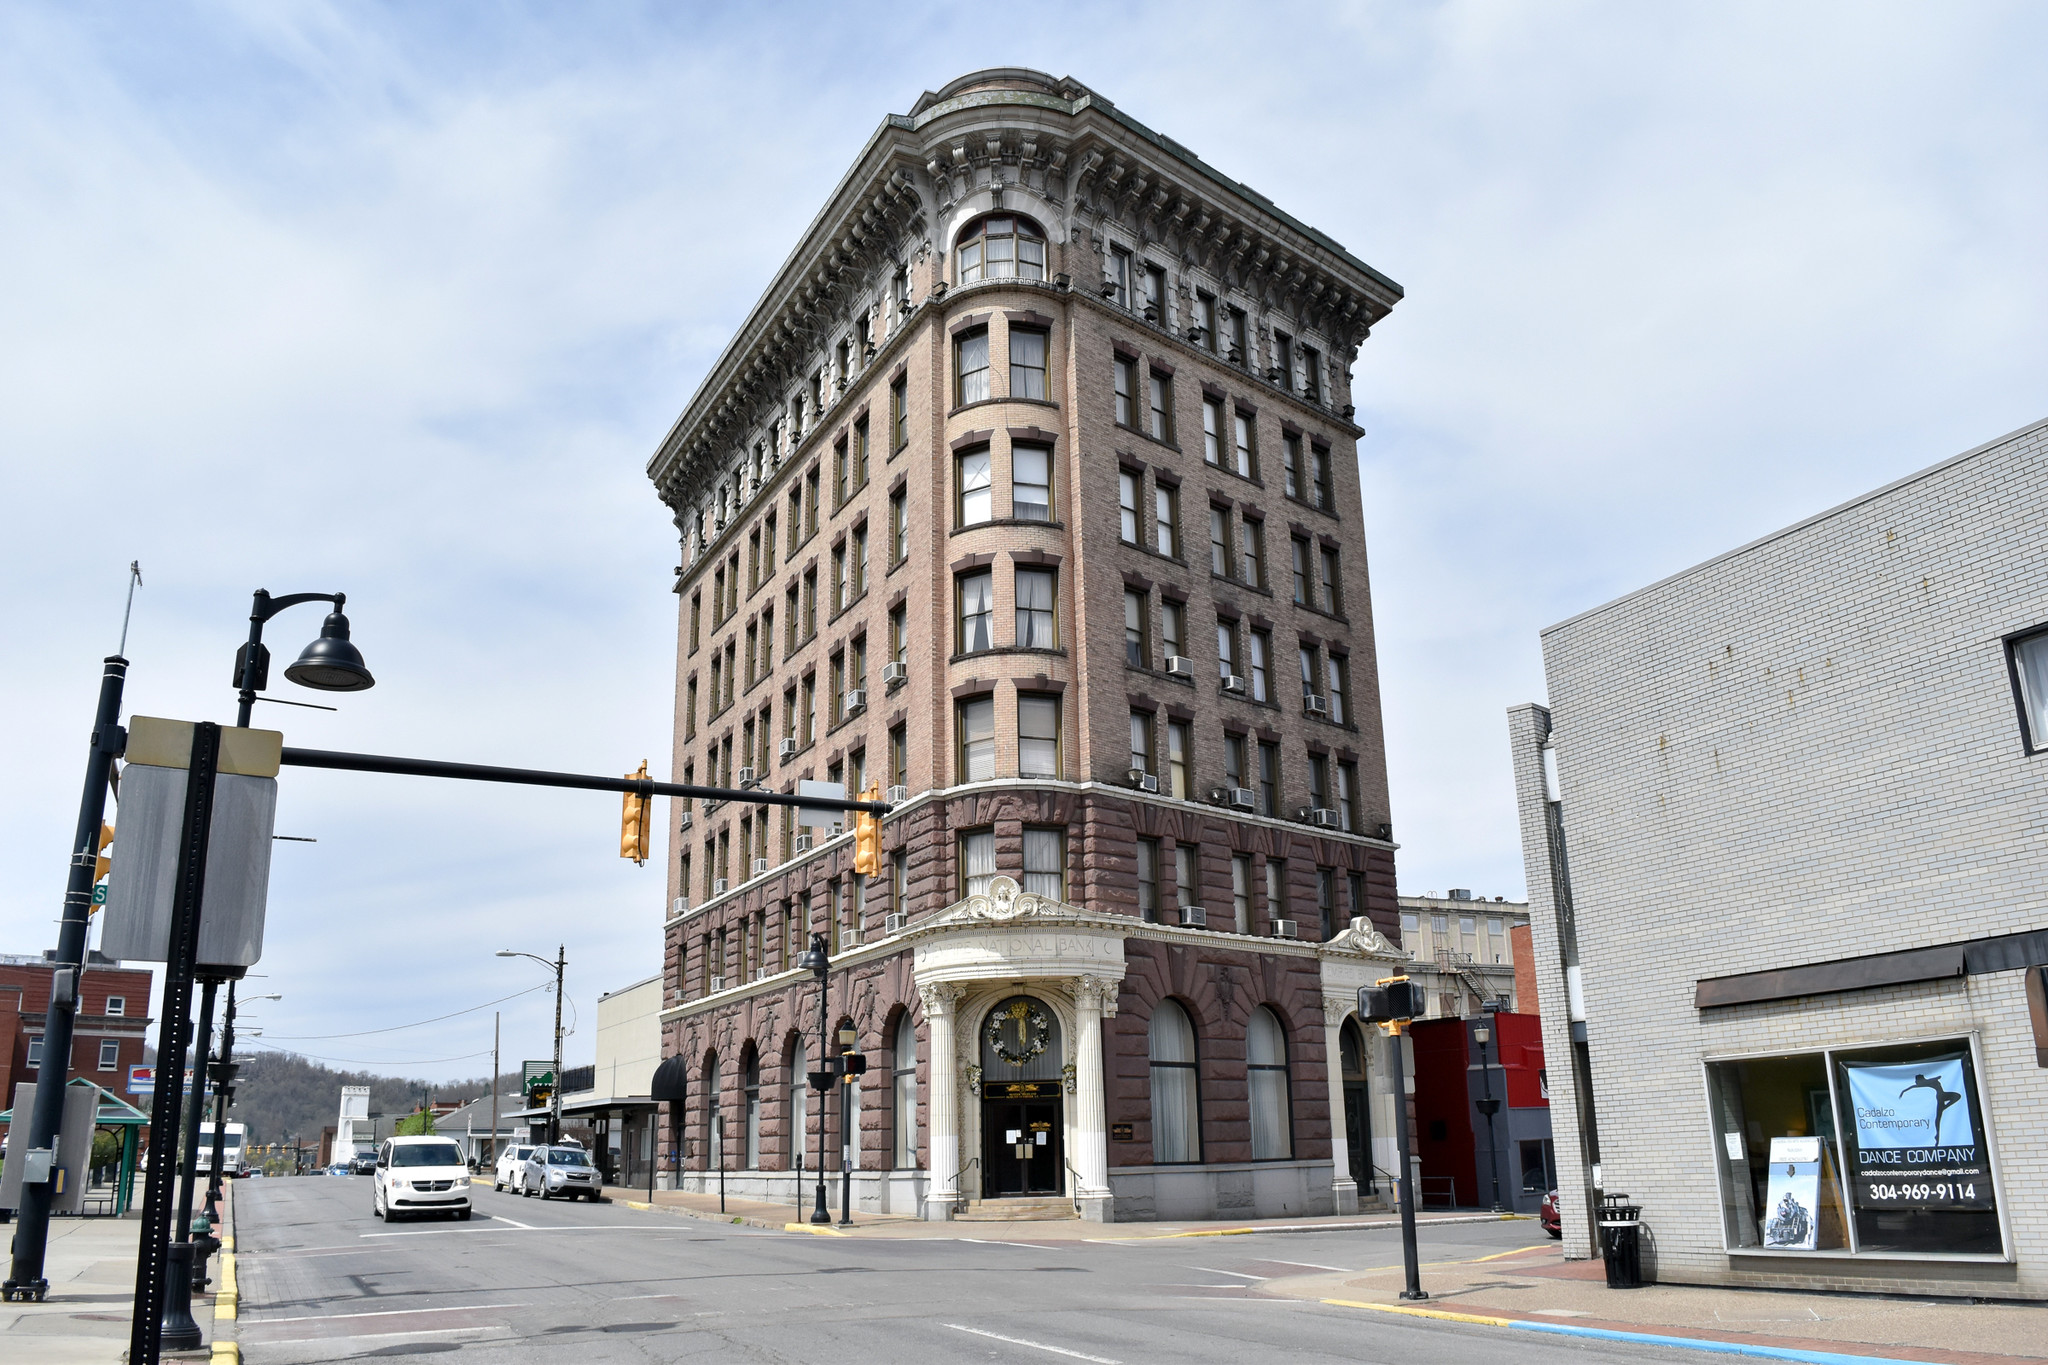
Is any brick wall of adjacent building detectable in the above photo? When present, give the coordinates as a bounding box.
[0,955,154,1113]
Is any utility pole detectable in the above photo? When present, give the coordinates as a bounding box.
[551,947,564,1145]
[489,1012,500,1170]
[1361,975,1428,1302]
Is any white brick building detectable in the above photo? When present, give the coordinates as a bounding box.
[1511,416,2048,1296]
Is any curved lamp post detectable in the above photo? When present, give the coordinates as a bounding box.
[498,948,566,1144]
[233,589,375,727]
[794,933,832,1225]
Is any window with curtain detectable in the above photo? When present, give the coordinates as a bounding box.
[1232,854,1251,934]
[957,449,993,526]
[958,696,994,782]
[1154,484,1179,557]
[1209,507,1230,576]
[2013,626,2048,752]
[1137,838,1159,922]
[1161,600,1184,660]
[1327,656,1348,724]
[1233,411,1255,478]
[956,214,1045,282]
[1148,371,1173,441]
[1017,569,1056,647]
[1202,398,1221,464]
[1129,710,1152,774]
[1013,446,1052,521]
[892,1017,918,1169]
[1247,1007,1293,1159]
[1175,843,1198,911]
[1114,357,1134,425]
[1023,827,1065,898]
[955,330,990,406]
[960,828,996,896]
[1119,471,1140,543]
[1249,630,1270,702]
[787,1039,808,1165]
[743,1051,762,1168]
[1149,1000,1201,1164]
[1124,589,1148,667]
[1018,694,1060,778]
[958,571,993,654]
[1010,328,1047,400]
[1167,720,1190,799]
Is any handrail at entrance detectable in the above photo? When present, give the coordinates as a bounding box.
[942,1156,980,1198]
[1063,1158,1082,1214]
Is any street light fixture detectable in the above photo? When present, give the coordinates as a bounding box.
[234,589,375,727]
[1474,999,1505,1214]
[794,933,832,1226]
[498,948,566,1145]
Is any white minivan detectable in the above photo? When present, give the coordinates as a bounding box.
[492,1143,537,1192]
[372,1136,472,1222]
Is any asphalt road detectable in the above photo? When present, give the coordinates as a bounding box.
[232,1176,1703,1364]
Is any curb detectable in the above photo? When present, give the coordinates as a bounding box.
[1322,1298,1953,1365]
[209,1182,240,1365]
[1094,1212,1519,1241]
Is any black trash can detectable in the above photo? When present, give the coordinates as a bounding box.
[1598,1196,1643,1289]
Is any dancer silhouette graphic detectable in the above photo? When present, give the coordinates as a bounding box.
[1899,1073,1963,1141]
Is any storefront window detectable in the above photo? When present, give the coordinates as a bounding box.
[1703,1035,2005,1260]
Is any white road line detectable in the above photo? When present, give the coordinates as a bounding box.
[945,1324,1122,1363]
[611,1293,681,1301]
[252,1304,519,1325]
[1258,1258,1353,1273]
[957,1237,1054,1249]
[360,1224,684,1238]
[490,1215,536,1230]
[1190,1267,1267,1279]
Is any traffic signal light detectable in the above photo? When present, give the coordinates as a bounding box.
[621,760,651,865]
[93,822,115,882]
[853,781,882,875]
[1359,976,1424,1031]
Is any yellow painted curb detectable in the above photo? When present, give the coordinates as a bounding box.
[784,1222,849,1236]
[1323,1298,1514,1327]
[213,1252,238,1320]
[211,1343,241,1363]
[625,1200,652,1210]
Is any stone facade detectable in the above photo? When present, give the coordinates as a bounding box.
[645,69,1408,1221]
[1512,416,2048,1294]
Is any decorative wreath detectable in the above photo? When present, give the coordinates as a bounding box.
[985,1000,1051,1067]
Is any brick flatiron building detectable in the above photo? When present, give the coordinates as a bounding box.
[647,69,1408,1221]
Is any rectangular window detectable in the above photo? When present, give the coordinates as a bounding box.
[1129,710,1153,773]
[1232,854,1252,935]
[1010,329,1047,401]
[1209,506,1231,576]
[890,489,908,563]
[689,593,701,652]
[1202,398,1221,465]
[1167,719,1190,799]
[709,656,723,715]
[1242,519,1265,589]
[1216,620,1236,680]
[1108,246,1131,308]
[1119,470,1140,544]
[1124,589,1148,667]
[957,448,992,526]
[2013,627,2048,752]
[1225,733,1246,790]
[1113,356,1134,426]
[1704,1037,2006,1259]
[960,827,996,897]
[1291,536,1310,604]
[1228,306,1247,361]
[890,724,907,790]
[958,697,995,782]
[955,330,990,406]
[1023,826,1064,898]
[1274,331,1293,387]
[958,570,993,654]
[1338,762,1358,831]
[1137,838,1159,922]
[1154,483,1179,557]
[784,585,799,653]
[891,376,909,451]
[852,525,868,599]
[854,417,870,489]
[1195,292,1217,350]
[763,514,776,575]
[1013,445,1052,521]
[1327,655,1349,724]
[1148,370,1173,442]
[1016,568,1057,649]
[1233,410,1255,478]
[788,487,803,554]
[782,691,796,741]
[1309,753,1329,809]
[685,679,698,738]
[1176,844,1198,911]
[806,467,821,536]
[1302,345,1323,403]
[1142,263,1166,320]
[27,1037,43,1068]
[1299,645,1317,705]
[1283,433,1303,498]
[829,655,845,725]
[1265,857,1288,925]
[1161,600,1184,660]
[99,1038,119,1070]
[1311,441,1333,509]
[889,604,908,667]
[1348,871,1367,922]
[745,624,758,686]
[1248,630,1270,703]
[802,675,816,744]
[835,440,851,508]
[748,530,761,593]
[831,545,846,612]
[1319,545,1342,613]
[712,570,725,625]
[1258,740,1280,816]
[105,996,125,1016]
[1316,867,1336,941]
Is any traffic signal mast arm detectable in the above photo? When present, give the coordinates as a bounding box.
[277,746,893,815]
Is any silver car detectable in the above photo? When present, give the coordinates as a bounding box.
[519,1144,601,1201]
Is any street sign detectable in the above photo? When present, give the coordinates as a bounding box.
[92,884,107,907]
[128,1065,155,1096]
[797,780,846,829]
[522,1060,554,1105]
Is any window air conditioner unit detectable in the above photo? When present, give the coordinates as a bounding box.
[713,878,728,894]
[1222,675,1246,695]
[736,767,756,786]
[703,799,721,814]
[753,967,770,982]
[830,823,845,838]
[886,784,910,803]
[1305,694,1328,716]
[753,857,770,875]
[882,661,908,687]
[884,911,908,935]
[1166,656,1194,678]
[670,897,690,916]
[709,974,726,992]
[678,812,693,831]
[1271,919,1299,939]
[1311,808,1341,829]
[844,689,867,715]
[1178,905,1208,928]
[780,737,799,758]
[1230,788,1256,811]
[793,833,813,853]
[1127,768,1158,793]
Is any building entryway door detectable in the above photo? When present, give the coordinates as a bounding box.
[1341,1021,1373,1195]
[982,1097,1063,1196]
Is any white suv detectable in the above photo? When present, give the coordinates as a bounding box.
[372,1136,472,1222]
[492,1143,536,1192]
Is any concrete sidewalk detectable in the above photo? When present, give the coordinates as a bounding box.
[0,1216,150,1364]
[1278,1240,2047,1365]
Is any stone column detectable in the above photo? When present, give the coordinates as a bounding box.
[1323,995,1359,1215]
[1072,975,1115,1222]
[920,982,963,1221]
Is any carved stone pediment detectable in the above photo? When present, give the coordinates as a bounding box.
[910,875,1130,937]
[1319,916,1404,960]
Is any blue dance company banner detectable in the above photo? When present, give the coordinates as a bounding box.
[1842,1054,1992,1211]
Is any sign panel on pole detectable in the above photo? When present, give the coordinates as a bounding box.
[796,780,845,829]
[128,1065,155,1096]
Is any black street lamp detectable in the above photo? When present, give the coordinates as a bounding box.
[233,589,375,727]
[498,947,566,1144]
[1474,1000,1505,1214]
[794,933,833,1226]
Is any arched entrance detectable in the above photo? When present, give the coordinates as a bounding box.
[978,995,1064,1196]
[1340,1020,1373,1198]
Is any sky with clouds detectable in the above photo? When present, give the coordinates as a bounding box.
[3,2,2042,1083]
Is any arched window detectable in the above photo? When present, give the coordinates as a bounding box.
[742,1048,762,1169]
[788,1037,809,1167]
[1148,1000,1201,1164]
[704,1053,722,1170]
[956,214,1046,284]
[1247,1006,1292,1160]
[892,1014,919,1169]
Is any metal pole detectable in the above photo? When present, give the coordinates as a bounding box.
[551,947,564,1146]
[205,981,238,1217]
[3,654,128,1303]
[1479,1025,1502,1213]
[490,1012,500,1172]
[176,982,218,1241]
[129,720,221,1363]
[1388,1024,1427,1301]
[810,964,831,1225]
[838,1071,852,1227]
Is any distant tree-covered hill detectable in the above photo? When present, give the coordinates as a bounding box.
[229,1051,511,1148]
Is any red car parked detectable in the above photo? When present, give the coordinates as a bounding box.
[1539,1189,1562,1238]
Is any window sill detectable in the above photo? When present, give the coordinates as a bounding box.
[948,396,1063,419]
[1201,459,1266,491]
[950,519,1066,536]
[1284,490,1339,521]
[950,646,1068,664]
[1127,663,1196,687]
